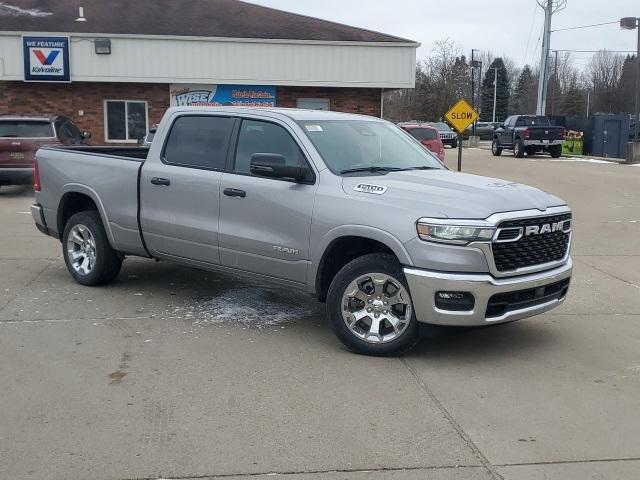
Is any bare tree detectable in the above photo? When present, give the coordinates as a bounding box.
[586,50,625,114]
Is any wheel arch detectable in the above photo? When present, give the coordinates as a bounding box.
[57,185,116,247]
[311,227,413,302]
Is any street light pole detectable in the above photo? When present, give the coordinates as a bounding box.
[621,17,640,141]
[470,49,481,135]
[492,67,498,123]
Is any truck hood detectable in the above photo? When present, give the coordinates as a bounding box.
[341,170,566,219]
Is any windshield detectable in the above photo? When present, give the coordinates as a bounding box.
[298,120,445,174]
[0,120,54,138]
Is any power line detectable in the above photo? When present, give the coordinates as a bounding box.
[552,20,618,32]
[522,2,539,65]
[552,49,636,53]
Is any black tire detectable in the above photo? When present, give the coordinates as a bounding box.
[549,145,562,158]
[514,139,525,158]
[451,140,458,149]
[326,253,419,356]
[62,211,122,286]
[491,139,503,156]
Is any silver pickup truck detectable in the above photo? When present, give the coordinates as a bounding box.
[32,107,572,355]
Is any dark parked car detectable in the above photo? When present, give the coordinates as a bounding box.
[0,116,89,187]
[427,122,458,148]
[492,115,566,158]
[467,122,499,140]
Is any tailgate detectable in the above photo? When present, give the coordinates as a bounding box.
[527,127,565,141]
[0,120,57,168]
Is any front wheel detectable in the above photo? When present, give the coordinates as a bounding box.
[62,211,123,286]
[491,139,503,156]
[326,253,419,356]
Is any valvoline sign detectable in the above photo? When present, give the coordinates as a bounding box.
[23,36,70,82]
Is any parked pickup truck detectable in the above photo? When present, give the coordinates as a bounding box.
[492,115,566,158]
[32,107,573,356]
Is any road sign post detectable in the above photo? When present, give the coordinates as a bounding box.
[444,99,479,172]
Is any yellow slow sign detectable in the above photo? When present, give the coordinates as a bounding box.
[444,99,479,134]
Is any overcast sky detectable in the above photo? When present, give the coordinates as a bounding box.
[249,0,637,68]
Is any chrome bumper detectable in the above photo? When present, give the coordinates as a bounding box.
[404,258,572,326]
[523,139,564,146]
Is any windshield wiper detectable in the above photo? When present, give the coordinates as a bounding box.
[339,166,404,175]
[401,166,440,171]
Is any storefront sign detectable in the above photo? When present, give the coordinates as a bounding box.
[170,84,276,107]
[23,36,70,82]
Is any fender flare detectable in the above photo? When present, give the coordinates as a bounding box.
[308,225,414,293]
[58,183,117,247]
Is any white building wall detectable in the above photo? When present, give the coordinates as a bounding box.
[0,33,417,88]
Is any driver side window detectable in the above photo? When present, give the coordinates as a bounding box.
[234,120,306,175]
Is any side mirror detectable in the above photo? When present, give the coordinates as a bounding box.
[250,153,309,182]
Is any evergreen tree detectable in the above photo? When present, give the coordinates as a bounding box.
[512,66,538,114]
[480,58,510,121]
[616,55,636,114]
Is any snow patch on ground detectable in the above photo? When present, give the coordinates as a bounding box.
[172,287,320,329]
[552,157,614,164]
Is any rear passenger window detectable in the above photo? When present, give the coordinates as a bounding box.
[234,120,306,174]
[163,116,234,170]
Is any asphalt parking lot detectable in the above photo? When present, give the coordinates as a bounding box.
[1,148,639,480]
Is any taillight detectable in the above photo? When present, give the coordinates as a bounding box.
[563,128,568,139]
[33,158,41,192]
[524,128,530,139]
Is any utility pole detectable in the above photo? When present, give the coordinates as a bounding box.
[470,49,481,135]
[621,17,640,142]
[536,0,567,115]
[551,49,559,115]
[492,67,498,123]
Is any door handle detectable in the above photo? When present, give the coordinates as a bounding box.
[150,177,171,186]
[223,188,246,198]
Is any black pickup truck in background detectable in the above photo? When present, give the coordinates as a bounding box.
[492,115,566,158]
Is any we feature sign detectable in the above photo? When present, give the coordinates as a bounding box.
[23,36,71,82]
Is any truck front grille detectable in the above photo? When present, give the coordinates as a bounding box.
[491,213,571,272]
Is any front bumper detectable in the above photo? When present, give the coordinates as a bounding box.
[404,258,572,326]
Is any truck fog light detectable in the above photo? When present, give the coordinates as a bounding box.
[435,291,475,311]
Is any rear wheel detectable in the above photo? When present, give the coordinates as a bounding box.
[326,253,419,356]
[491,139,503,156]
[514,139,525,158]
[549,145,562,158]
[62,211,122,286]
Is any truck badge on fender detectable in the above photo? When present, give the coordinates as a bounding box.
[354,184,387,195]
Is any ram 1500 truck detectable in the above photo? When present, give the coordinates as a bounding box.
[32,107,573,356]
[492,115,567,158]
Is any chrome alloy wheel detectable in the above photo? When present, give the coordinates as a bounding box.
[341,273,412,344]
[66,224,96,275]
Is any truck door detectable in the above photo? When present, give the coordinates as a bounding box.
[500,116,514,145]
[218,118,317,283]
[140,114,236,264]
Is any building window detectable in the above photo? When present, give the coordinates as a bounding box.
[296,98,330,111]
[104,100,148,142]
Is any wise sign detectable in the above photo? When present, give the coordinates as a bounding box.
[444,99,479,134]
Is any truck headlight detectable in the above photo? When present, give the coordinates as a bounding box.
[416,222,494,245]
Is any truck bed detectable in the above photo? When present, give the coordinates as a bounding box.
[36,145,148,256]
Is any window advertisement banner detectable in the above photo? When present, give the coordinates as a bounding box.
[23,36,71,82]
[170,84,276,107]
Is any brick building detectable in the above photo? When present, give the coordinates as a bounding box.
[0,0,417,144]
